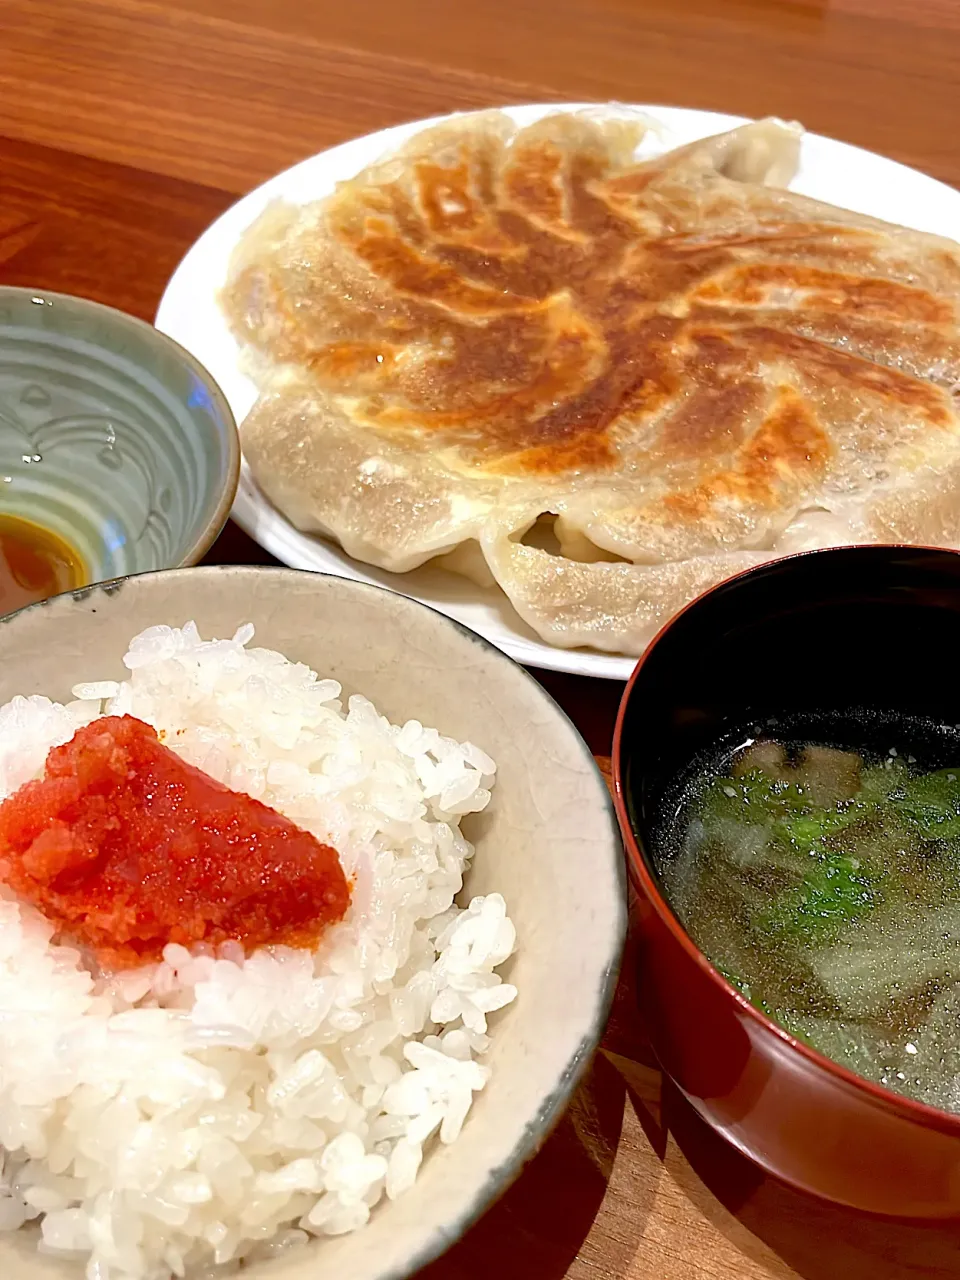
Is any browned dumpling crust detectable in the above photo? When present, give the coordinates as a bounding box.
[222,111,960,654]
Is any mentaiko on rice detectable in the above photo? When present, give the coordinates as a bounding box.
[0,623,517,1280]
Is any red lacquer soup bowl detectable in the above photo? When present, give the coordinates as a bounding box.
[613,545,960,1218]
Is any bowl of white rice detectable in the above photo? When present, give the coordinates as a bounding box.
[0,566,625,1280]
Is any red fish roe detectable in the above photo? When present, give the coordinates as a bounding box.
[0,715,350,969]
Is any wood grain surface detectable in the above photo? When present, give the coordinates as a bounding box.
[2,1,960,1276]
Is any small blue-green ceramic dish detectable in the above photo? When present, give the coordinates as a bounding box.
[0,287,240,593]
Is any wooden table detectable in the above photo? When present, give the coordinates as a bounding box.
[3,1,960,1275]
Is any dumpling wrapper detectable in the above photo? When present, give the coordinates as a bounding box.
[221,110,960,655]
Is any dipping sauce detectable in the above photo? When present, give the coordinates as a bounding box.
[0,515,86,614]
[0,715,351,967]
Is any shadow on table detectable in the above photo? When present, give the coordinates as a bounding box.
[644,1075,960,1279]
[419,1049,648,1280]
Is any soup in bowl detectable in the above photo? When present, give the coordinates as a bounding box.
[614,545,960,1218]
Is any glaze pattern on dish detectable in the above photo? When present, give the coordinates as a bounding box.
[0,288,239,593]
[2,386,177,558]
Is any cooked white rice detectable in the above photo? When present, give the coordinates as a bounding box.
[0,623,517,1280]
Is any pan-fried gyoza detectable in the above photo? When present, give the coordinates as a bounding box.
[222,111,960,654]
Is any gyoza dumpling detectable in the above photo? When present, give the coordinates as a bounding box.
[222,110,960,654]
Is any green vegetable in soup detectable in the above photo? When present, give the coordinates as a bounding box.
[758,849,884,945]
[777,806,865,848]
[699,770,808,828]
[858,759,911,803]
[893,768,960,840]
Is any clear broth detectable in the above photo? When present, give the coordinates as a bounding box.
[657,712,960,1114]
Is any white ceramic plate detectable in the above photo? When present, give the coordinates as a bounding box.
[156,103,960,682]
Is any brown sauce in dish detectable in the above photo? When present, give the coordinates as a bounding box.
[0,515,86,614]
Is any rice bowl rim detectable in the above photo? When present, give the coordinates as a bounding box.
[0,564,628,1279]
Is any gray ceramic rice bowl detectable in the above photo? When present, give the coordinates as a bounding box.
[0,567,625,1280]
